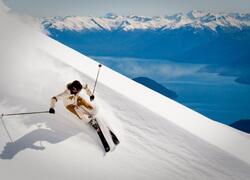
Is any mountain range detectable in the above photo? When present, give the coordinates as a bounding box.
[41,11,250,84]
[42,11,250,32]
[41,11,250,60]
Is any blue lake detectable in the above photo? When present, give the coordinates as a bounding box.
[92,56,250,125]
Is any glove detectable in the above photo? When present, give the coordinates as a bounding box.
[90,95,95,101]
[49,108,55,114]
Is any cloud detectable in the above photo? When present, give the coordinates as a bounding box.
[0,0,45,33]
[0,6,82,104]
[0,0,9,13]
[16,14,47,33]
[96,57,205,82]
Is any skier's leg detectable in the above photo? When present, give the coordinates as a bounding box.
[67,104,110,152]
[77,97,93,110]
[77,105,97,121]
[74,107,92,123]
[66,105,81,119]
[76,96,97,119]
[66,104,90,122]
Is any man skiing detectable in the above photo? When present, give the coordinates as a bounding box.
[49,80,96,122]
[49,80,119,152]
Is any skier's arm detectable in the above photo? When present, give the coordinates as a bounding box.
[82,83,93,96]
[50,90,67,109]
[83,83,95,101]
[82,83,95,101]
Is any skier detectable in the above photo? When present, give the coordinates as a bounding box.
[49,80,119,152]
[49,80,96,122]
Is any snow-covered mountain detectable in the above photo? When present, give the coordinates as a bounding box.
[41,11,250,32]
[1,3,250,180]
[41,11,250,67]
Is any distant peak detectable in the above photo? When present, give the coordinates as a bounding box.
[187,10,207,19]
[104,12,119,19]
[165,13,184,21]
[127,14,152,22]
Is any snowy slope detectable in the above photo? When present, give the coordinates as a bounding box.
[41,11,250,32]
[1,3,250,180]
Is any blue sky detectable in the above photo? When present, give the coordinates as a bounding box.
[3,0,250,17]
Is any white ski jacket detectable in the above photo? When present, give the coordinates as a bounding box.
[50,83,93,109]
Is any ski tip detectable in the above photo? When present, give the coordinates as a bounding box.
[105,147,110,152]
[103,149,110,156]
[114,140,120,145]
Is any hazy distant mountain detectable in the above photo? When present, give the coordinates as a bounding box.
[199,50,250,84]
[133,77,178,99]
[230,119,250,134]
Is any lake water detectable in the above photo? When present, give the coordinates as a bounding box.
[92,56,250,125]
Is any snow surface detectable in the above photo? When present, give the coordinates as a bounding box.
[41,11,250,32]
[0,3,250,180]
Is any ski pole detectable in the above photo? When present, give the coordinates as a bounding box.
[1,115,14,142]
[92,64,102,95]
[1,110,49,117]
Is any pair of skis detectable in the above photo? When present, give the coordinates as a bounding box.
[89,118,119,153]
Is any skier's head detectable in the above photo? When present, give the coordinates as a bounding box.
[68,80,82,94]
